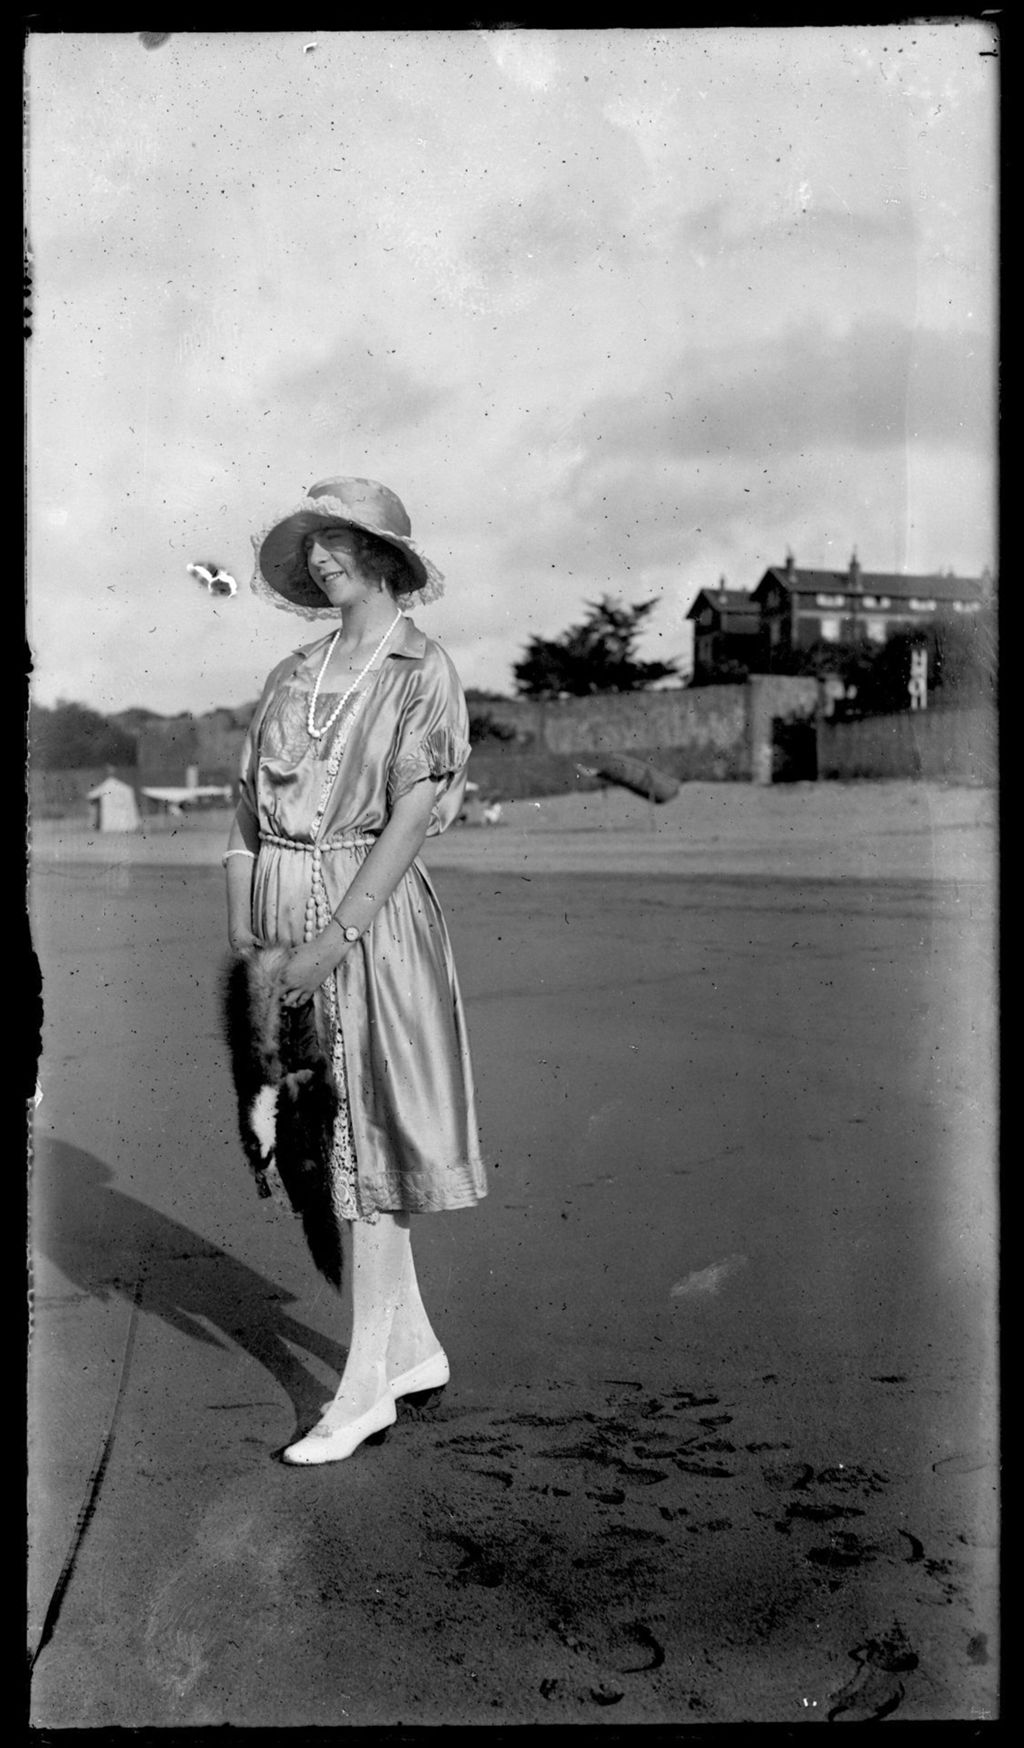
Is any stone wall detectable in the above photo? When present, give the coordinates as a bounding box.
[41,685,986,816]
[465,749,600,801]
[119,682,815,794]
[195,713,250,782]
[818,704,996,783]
[466,697,547,744]
[135,714,248,784]
[537,687,749,772]
[135,717,200,780]
[506,680,821,785]
[746,675,821,785]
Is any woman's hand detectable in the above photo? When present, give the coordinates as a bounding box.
[229,927,259,954]
[278,932,349,1004]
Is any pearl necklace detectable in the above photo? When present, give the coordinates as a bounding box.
[306,609,403,740]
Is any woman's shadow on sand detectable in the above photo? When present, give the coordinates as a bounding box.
[33,1137,346,1429]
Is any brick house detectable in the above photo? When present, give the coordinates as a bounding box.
[686,583,765,683]
[751,552,991,666]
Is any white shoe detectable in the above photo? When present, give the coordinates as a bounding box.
[282,1393,397,1465]
[388,1349,450,1402]
[317,1350,451,1416]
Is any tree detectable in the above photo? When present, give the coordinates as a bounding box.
[467,708,519,745]
[513,595,679,698]
[30,700,138,769]
[930,608,997,703]
[109,705,166,732]
[696,656,753,686]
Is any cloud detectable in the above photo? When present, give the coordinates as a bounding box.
[681,192,918,253]
[27,29,997,712]
[482,28,560,93]
[266,341,451,447]
[573,319,994,472]
[470,316,992,586]
[462,182,627,292]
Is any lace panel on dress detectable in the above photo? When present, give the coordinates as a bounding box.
[328,1027,378,1225]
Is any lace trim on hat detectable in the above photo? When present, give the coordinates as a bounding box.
[250,497,446,619]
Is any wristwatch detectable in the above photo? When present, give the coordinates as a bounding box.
[339,923,361,943]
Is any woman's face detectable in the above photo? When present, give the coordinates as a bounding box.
[305,526,377,607]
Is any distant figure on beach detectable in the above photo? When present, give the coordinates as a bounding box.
[223,475,487,1464]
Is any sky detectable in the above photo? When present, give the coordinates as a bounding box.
[27,24,998,716]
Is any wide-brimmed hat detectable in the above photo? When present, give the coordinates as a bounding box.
[251,476,445,619]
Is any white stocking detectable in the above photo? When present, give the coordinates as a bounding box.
[323,1212,410,1421]
[387,1226,443,1378]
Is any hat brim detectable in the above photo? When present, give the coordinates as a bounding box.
[254,499,444,614]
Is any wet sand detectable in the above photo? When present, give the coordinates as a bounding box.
[29,782,998,1724]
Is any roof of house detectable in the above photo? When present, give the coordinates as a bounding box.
[687,588,760,622]
[87,776,136,798]
[753,566,987,604]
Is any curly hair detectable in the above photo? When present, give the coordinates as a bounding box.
[293,523,418,603]
[345,528,418,598]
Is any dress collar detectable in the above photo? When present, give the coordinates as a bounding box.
[390,613,427,659]
[299,613,427,667]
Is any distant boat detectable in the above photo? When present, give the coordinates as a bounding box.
[140,772,233,817]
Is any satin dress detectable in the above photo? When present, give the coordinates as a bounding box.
[237,613,487,1220]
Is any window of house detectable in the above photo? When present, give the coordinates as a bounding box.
[908,598,937,611]
[819,616,841,642]
[816,593,846,608]
[866,617,886,643]
[862,595,891,609]
[952,600,981,614]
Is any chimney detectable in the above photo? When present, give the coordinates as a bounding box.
[848,549,862,591]
[784,549,795,579]
[185,764,199,790]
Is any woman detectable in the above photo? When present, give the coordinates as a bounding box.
[224,475,487,1465]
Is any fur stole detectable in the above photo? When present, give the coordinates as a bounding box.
[221,946,344,1290]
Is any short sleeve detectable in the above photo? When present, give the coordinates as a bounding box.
[387,648,471,813]
[237,650,304,825]
[237,714,258,827]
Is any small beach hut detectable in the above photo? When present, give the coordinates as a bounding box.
[87,776,141,833]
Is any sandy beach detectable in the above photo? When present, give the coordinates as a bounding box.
[32,777,995,884]
[29,779,998,1725]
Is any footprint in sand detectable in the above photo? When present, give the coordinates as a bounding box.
[826,1622,918,1721]
[143,1494,295,1703]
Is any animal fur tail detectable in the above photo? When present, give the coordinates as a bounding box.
[220,947,344,1290]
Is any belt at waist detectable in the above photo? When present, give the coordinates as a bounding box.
[259,831,375,852]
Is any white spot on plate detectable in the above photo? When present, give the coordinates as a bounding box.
[670,1254,748,1298]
